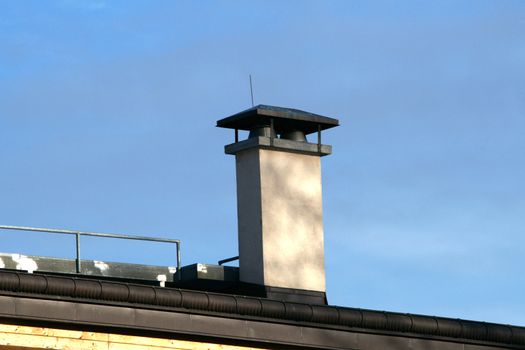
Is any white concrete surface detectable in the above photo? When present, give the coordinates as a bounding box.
[235,147,325,292]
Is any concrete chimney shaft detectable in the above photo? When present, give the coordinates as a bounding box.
[217,105,339,293]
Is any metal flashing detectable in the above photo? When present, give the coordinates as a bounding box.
[0,252,176,282]
[175,263,239,282]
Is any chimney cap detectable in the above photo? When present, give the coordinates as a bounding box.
[216,105,339,135]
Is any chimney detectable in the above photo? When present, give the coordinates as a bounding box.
[217,105,339,296]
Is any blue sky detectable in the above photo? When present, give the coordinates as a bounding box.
[1,1,524,325]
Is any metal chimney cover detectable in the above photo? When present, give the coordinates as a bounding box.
[216,105,339,135]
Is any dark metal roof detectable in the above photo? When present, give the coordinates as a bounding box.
[216,105,340,135]
[0,270,523,348]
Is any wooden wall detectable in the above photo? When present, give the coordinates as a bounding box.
[0,324,267,350]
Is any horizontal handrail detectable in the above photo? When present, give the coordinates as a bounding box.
[0,225,181,277]
[218,256,239,265]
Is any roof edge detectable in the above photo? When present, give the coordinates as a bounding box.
[0,270,523,347]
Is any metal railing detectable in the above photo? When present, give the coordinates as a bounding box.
[218,256,239,265]
[0,225,181,274]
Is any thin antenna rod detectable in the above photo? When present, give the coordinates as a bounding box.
[249,74,254,107]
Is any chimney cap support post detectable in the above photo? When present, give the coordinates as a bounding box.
[317,124,322,154]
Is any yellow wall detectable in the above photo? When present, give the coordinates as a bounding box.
[0,324,268,350]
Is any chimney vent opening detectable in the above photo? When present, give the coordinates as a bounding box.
[280,130,307,142]
[248,125,276,139]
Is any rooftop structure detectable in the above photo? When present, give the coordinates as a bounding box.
[1,105,524,350]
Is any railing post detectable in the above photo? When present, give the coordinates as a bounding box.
[75,232,81,273]
[176,241,181,280]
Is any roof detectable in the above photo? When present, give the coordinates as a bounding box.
[216,105,340,135]
[1,270,524,349]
